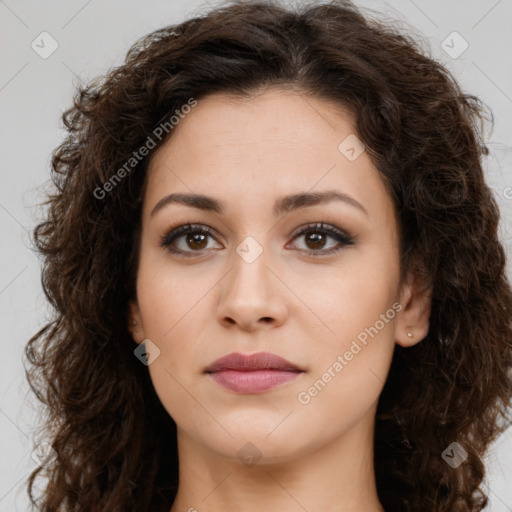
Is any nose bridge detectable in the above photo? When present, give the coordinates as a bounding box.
[229,233,274,302]
[217,233,287,328]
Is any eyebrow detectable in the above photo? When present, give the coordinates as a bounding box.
[150,190,368,218]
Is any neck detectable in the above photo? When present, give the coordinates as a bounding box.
[169,406,385,512]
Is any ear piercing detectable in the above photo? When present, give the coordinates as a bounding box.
[132,320,137,326]
[407,331,413,338]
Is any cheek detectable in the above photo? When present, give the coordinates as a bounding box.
[136,270,207,426]
[136,244,211,341]
[135,250,217,415]
[293,269,399,437]
[291,243,400,348]
[292,244,400,405]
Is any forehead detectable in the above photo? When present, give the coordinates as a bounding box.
[143,88,396,228]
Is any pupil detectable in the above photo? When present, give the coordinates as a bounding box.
[307,232,325,249]
[188,233,207,249]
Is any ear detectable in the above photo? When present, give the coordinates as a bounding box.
[395,270,432,347]
[127,299,145,344]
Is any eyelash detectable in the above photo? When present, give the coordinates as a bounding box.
[160,221,356,258]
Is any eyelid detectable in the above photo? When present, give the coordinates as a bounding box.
[160,221,356,257]
[288,221,354,242]
[286,222,356,256]
[160,222,221,251]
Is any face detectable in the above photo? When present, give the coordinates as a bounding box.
[128,88,430,464]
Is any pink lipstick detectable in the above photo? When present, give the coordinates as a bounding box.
[204,352,303,393]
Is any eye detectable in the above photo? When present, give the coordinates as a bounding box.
[160,223,221,256]
[160,221,355,257]
[287,222,355,257]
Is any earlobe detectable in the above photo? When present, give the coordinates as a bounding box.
[395,271,432,348]
[127,299,145,344]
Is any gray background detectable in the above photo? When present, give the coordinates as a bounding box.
[1,0,511,510]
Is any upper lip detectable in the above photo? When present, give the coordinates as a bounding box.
[204,352,303,373]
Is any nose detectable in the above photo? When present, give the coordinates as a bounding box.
[216,243,288,332]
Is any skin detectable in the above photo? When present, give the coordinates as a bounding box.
[128,87,431,512]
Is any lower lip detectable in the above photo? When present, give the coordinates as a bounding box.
[208,369,302,393]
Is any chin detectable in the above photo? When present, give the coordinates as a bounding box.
[211,434,309,467]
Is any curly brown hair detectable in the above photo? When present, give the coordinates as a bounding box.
[25,1,512,511]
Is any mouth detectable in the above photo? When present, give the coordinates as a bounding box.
[204,352,304,394]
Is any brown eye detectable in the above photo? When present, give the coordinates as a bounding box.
[304,231,328,250]
[288,222,356,257]
[184,232,208,250]
[161,221,355,258]
[160,223,222,256]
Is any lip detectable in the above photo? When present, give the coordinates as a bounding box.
[204,352,304,393]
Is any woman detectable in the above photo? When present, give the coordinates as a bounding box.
[25,1,512,511]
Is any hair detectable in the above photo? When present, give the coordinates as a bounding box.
[25,0,512,511]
